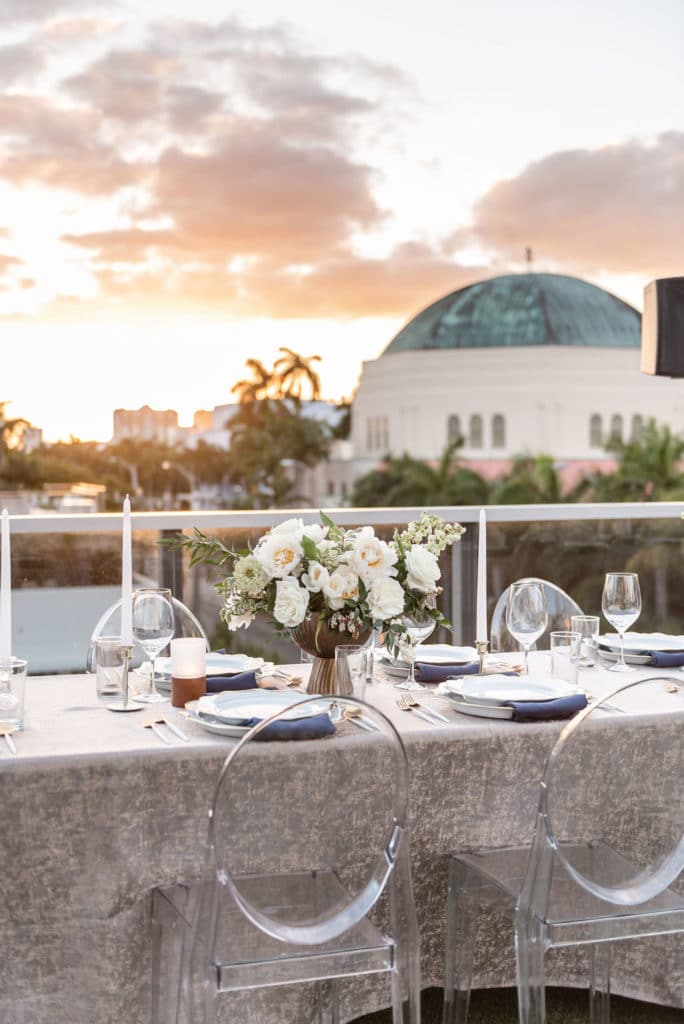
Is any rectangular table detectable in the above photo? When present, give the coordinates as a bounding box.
[1,657,682,1023]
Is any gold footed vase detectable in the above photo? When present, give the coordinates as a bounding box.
[290,616,370,696]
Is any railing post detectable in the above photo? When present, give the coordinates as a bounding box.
[160,529,184,602]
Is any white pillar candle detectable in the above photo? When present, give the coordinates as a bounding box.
[120,496,133,645]
[170,638,206,678]
[476,508,487,642]
[0,509,11,667]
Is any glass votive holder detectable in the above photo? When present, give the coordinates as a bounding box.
[171,637,206,708]
[0,657,27,731]
[95,637,125,700]
[570,615,600,668]
[549,630,581,687]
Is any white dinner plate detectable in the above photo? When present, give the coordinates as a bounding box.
[156,652,265,678]
[458,674,579,706]
[184,701,251,737]
[379,644,477,676]
[599,632,684,654]
[440,697,514,720]
[197,688,326,726]
[599,649,652,666]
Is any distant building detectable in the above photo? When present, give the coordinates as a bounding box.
[351,272,683,485]
[112,405,179,445]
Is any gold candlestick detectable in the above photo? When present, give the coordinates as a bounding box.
[475,640,490,675]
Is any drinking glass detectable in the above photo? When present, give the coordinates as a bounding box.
[601,572,641,672]
[506,582,548,675]
[335,645,368,700]
[395,614,436,691]
[550,630,581,687]
[132,588,174,703]
[570,614,600,668]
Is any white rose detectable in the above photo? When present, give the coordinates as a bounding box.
[323,568,360,610]
[405,545,441,593]
[367,577,405,621]
[254,531,303,579]
[301,561,330,593]
[271,518,305,536]
[226,611,255,631]
[348,526,398,583]
[273,577,309,627]
[302,523,328,544]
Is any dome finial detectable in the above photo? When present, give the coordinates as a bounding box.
[525,246,534,271]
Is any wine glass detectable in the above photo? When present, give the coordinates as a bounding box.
[506,582,548,675]
[132,588,175,703]
[395,613,436,691]
[602,572,641,672]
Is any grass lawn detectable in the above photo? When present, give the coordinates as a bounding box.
[354,988,684,1023]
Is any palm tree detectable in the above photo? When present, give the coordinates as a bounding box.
[352,442,489,507]
[489,455,565,504]
[273,348,322,405]
[231,359,274,404]
[586,419,684,501]
[0,401,28,474]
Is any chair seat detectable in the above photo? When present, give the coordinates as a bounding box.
[455,843,684,947]
[161,869,394,991]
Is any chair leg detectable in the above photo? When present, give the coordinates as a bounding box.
[316,979,340,1024]
[515,916,546,1024]
[589,943,611,1024]
[443,859,480,1024]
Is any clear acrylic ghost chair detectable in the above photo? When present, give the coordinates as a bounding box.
[86,595,209,671]
[443,677,684,1024]
[489,577,583,654]
[151,695,421,1024]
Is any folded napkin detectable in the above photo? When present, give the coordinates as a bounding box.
[642,650,684,668]
[502,693,587,723]
[244,713,335,742]
[415,661,481,682]
[206,671,259,693]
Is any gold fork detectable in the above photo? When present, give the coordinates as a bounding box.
[396,693,446,724]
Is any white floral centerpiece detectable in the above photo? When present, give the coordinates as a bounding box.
[181,511,465,693]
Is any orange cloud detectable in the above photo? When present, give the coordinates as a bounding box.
[465,133,684,277]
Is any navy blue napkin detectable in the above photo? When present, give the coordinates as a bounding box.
[502,693,587,722]
[643,650,684,668]
[415,661,481,682]
[206,671,258,693]
[245,713,336,742]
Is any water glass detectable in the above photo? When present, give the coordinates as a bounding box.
[571,615,600,668]
[0,657,27,732]
[550,630,580,687]
[335,645,368,700]
[95,637,124,699]
[602,572,641,672]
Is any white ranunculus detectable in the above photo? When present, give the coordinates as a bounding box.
[300,561,330,593]
[348,526,398,583]
[273,577,309,627]
[405,545,441,593]
[254,531,303,579]
[302,523,329,544]
[367,577,405,621]
[323,568,360,610]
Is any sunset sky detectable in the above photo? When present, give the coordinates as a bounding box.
[1,0,683,441]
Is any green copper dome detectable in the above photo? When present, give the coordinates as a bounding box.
[383,273,641,355]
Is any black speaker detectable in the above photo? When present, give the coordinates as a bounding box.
[641,277,684,377]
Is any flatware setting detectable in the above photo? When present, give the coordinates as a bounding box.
[144,718,189,744]
[0,726,17,754]
[396,693,449,724]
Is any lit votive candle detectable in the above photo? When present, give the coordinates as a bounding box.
[170,637,206,708]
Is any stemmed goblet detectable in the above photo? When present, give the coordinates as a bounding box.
[506,582,548,675]
[395,613,436,691]
[602,572,641,672]
[132,588,175,703]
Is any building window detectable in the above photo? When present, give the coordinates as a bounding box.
[447,415,462,445]
[381,416,389,451]
[469,414,483,449]
[610,414,623,443]
[589,414,602,448]
[366,418,373,451]
[326,480,335,497]
[631,415,644,442]
[492,414,505,448]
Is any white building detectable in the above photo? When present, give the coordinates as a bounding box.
[351,272,684,483]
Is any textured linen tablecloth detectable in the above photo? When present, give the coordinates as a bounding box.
[0,657,682,1024]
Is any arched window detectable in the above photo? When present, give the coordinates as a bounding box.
[469,414,483,449]
[631,414,644,442]
[492,414,505,448]
[447,414,462,445]
[610,414,623,443]
[589,414,602,448]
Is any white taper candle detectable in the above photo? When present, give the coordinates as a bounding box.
[120,496,133,645]
[0,509,11,667]
[476,508,487,642]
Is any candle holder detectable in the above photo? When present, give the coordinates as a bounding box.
[475,640,490,675]
[107,643,142,712]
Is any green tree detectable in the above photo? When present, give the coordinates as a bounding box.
[489,454,567,504]
[351,442,489,507]
[273,348,322,405]
[584,419,684,501]
[0,401,28,475]
[231,358,275,404]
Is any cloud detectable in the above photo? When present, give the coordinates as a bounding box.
[0,94,146,194]
[465,133,684,277]
[42,14,119,38]
[0,0,109,26]
[0,42,45,86]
